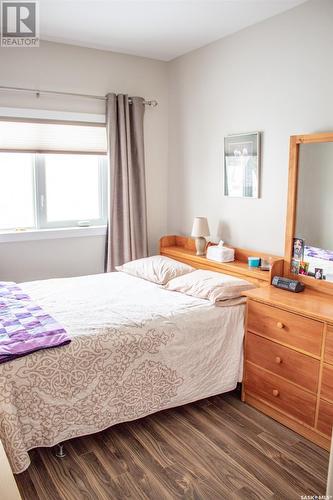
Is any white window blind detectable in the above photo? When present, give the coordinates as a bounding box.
[0,120,107,153]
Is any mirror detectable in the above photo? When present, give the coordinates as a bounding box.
[224,132,260,198]
[293,142,333,281]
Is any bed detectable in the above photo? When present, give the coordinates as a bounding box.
[0,270,246,474]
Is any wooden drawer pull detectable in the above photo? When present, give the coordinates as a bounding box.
[275,356,282,364]
[272,389,280,397]
[276,322,284,329]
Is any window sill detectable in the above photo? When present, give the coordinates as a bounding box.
[0,226,107,243]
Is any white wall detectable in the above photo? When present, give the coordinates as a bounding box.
[167,0,333,256]
[0,41,168,281]
[0,236,106,283]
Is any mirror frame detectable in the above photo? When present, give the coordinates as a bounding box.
[284,132,333,294]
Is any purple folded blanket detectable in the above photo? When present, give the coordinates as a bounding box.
[0,281,70,364]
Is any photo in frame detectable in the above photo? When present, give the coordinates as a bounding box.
[224,132,261,198]
[291,258,300,275]
[299,261,309,275]
[293,238,304,260]
[315,268,324,280]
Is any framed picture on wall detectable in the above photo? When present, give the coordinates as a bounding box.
[224,132,261,198]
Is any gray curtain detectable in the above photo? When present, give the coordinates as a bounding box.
[105,93,148,271]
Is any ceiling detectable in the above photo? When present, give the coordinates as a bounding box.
[39,0,306,61]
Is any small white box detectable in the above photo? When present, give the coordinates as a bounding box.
[206,242,235,263]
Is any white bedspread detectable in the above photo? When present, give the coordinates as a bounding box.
[0,272,245,473]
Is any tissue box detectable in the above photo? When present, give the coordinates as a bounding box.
[206,244,235,263]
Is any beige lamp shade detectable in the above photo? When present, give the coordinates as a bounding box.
[191,217,210,237]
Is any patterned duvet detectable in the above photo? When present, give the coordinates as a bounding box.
[0,272,245,473]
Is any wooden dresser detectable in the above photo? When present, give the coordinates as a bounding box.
[0,441,21,500]
[242,285,333,450]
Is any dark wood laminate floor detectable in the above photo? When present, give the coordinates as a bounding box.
[15,391,329,500]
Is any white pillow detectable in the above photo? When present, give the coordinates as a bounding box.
[163,269,255,302]
[116,255,194,285]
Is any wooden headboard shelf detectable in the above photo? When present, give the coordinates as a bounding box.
[160,235,284,287]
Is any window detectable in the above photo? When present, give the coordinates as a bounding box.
[0,152,107,231]
[0,118,108,233]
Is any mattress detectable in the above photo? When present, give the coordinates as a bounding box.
[0,271,245,473]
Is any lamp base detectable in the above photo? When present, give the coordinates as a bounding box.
[195,237,206,256]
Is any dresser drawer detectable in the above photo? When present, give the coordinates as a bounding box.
[317,399,333,436]
[324,325,333,365]
[245,362,317,426]
[246,332,320,393]
[321,363,333,402]
[0,441,22,500]
[247,300,323,356]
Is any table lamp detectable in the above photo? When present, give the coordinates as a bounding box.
[191,217,210,256]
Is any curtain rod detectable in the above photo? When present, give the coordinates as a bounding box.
[0,85,158,107]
